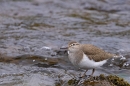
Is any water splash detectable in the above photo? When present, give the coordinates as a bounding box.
[40,46,52,50]
[117,49,126,60]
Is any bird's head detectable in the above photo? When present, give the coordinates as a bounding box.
[68,41,80,52]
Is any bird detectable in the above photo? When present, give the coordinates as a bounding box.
[67,41,119,77]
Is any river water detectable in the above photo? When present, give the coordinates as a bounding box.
[0,0,130,86]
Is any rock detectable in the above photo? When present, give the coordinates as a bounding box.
[66,74,130,86]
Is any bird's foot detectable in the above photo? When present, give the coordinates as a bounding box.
[77,75,95,85]
[87,75,95,81]
[79,74,92,79]
[82,75,95,80]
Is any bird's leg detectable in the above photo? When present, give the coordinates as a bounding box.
[88,69,95,80]
[81,69,88,78]
[91,69,95,76]
[78,70,88,85]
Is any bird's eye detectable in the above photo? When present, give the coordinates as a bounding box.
[70,44,72,46]
[69,43,78,47]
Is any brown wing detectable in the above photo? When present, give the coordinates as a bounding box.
[80,44,115,62]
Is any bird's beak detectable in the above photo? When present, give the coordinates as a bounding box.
[60,47,68,49]
[60,44,68,50]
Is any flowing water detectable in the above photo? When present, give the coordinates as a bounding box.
[0,0,130,86]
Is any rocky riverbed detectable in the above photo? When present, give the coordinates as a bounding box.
[0,0,130,86]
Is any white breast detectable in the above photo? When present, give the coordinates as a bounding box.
[67,51,70,54]
[79,53,107,69]
[68,50,78,66]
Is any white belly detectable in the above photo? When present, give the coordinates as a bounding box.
[79,53,107,69]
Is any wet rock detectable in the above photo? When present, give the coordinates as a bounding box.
[66,74,130,86]
[14,54,59,65]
